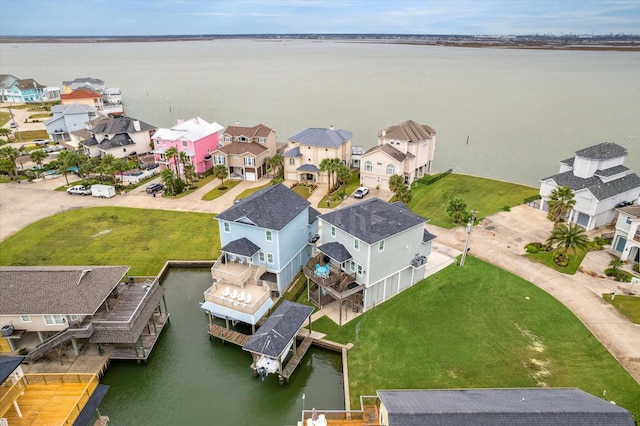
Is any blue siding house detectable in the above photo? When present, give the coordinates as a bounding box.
[201,184,319,328]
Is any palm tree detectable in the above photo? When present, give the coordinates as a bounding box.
[446,198,469,225]
[395,184,413,204]
[178,151,188,180]
[546,222,590,259]
[547,186,575,224]
[388,174,405,194]
[57,150,81,186]
[0,146,20,180]
[266,154,283,178]
[336,165,351,196]
[29,149,47,177]
[160,168,176,196]
[319,158,340,195]
[164,147,178,176]
[212,164,228,189]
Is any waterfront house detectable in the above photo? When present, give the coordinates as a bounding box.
[300,388,635,425]
[82,116,157,159]
[0,266,169,362]
[611,204,640,264]
[0,355,109,425]
[539,142,640,231]
[304,198,435,323]
[212,123,278,181]
[152,117,223,175]
[62,77,123,116]
[61,87,104,110]
[283,126,353,183]
[0,77,47,104]
[44,102,100,143]
[201,185,319,328]
[360,120,437,191]
[62,77,105,94]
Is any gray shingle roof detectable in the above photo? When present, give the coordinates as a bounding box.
[91,116,155,135]
[320,198,427,244]
[575,141,627,160]
[542,171,640,201]
[379,119,437,142]
[0,357,24,383]
[221,237,261,257]
[423,229,437,242]
[288,127,352,148]
[308,207,321,225]
[377,388,634,426]
[0,266,129,315]
[363,143,409,162]
[97,133,134,149]
[217,184,310,231]
[283,146,301,157]
[318,242,352,263]
[297,164,319,172]
[595,164,629,177]
[242,301,314,358]
[618,205,640,218]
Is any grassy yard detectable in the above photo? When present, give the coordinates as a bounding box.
[525,247,589,275]
[0,207,219,276]
[12,130,50,142]
[201,179,242,201]
[409,174,538,228]
[603,293,640,324]
[318,170,360,209]
[312,257,640,414]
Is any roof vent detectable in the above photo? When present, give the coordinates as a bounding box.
[77,269,93,286]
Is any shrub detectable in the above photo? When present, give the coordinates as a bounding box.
[615,270,633,282]
[633,263,639,273]
[525,243,539,253]
[589,241,602,251]
[605,268,618,277]
[553,252,569,267]
[502,205,511,212]
[18,347,28,355]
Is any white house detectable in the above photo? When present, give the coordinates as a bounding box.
[82,116,157,159]
[539,142,640,231]
[360,120,437,191]
[611,205,640,264]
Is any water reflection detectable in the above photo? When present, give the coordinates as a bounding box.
[99,268,343,425]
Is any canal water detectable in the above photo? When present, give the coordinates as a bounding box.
[98,268,344,426]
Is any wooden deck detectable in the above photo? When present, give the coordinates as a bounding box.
[2,373,98,426]
[208,323,251,346]
[109,312,170,361]
[282,335,313,380]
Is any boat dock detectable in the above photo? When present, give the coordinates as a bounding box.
[281,335,314,380]
[208,323,251,346]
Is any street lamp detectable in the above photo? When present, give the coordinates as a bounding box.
[459,210,477,267]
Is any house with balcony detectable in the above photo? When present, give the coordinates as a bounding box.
[82,116,156,159]
[0,266,169,362]
[283,126,353,183]
[304,198,435,324]
[0,77,47,103]
[611,204,640,264]
[212,123,278,181]
[152,117,223,175]
[44,102,100,143]
[539,142,640,231]
[62,77,105,94]
[201,184,320,330]
[360,120,437,191]
[61,87,104,110]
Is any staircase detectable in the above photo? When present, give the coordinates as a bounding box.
[25,323,95,363]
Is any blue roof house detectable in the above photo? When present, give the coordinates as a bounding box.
[201,184,320,328]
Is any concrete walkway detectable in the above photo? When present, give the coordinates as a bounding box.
[1,175,639,385]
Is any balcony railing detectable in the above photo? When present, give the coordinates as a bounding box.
[211,256,253,287]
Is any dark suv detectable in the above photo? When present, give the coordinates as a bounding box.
[146,183,164,194]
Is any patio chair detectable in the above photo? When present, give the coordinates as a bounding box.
[244,293,252,304]
[222,287,230,297]
[238,291,245,302]
[230,289,238,299]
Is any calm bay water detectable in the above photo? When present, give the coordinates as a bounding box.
[1,39,638,186]
[98,268,344,426]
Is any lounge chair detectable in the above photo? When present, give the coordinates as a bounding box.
[238,291,245,302]
[230,289,238,299]
[222,287,230,297]
[244,293,252,304]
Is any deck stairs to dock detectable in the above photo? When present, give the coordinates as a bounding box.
[208,323,251,346]
[25,322,95,363]
[282,335,314,380]
[362,404,380,425]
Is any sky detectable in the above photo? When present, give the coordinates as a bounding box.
[0,0,638,37]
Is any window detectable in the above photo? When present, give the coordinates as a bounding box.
[331,226,336,237]
[364,161,372,172]
[245,157,255,166]
[44,314,64,325]
[289,158,295,166]
[182,141,188,147]
[223,222,230,233]
[626,216,632,224]
[259,251,265,262]
[214,155,225,165]
[21,315,31,323]
[349,260,356,272]
[240,136,247,142]
[386,164,395,175]
[354,239,360,251]
[266,230,273,242]
[379,240,385,252]
[259,137,266,144]
[267,253,274,264]
[70,315,80,322]
[224,136,231,143]
[357,264,364,276]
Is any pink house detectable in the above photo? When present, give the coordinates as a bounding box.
[152,117,224,174]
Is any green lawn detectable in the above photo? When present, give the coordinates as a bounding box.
[525,247,589,275]
[0,207,220,276]
[1,206,638,419]
[603,294,640,324]
[312,257,640,414]
[201,179,242,201]
[318,170,360,209]
[409,174,538,228]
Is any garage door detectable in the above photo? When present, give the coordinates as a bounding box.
[362,175,378,189]
[246,172,256,181]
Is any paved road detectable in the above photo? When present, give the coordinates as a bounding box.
[1,175,639,385]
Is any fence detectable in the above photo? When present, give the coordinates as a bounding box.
[416,168,453,185]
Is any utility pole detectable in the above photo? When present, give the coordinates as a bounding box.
[460,209,477,267]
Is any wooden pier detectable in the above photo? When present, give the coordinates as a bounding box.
[281,335,314,380]
[208,323,251,346]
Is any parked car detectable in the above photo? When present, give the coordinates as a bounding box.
[32,139,49,146]
[9,121,17,128]
[146,183,164,194]
[67,185,91,196]
[353,187,369,198]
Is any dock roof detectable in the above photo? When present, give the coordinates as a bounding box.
[243,301,313,359]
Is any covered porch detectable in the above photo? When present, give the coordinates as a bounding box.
[302,243,364,326]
